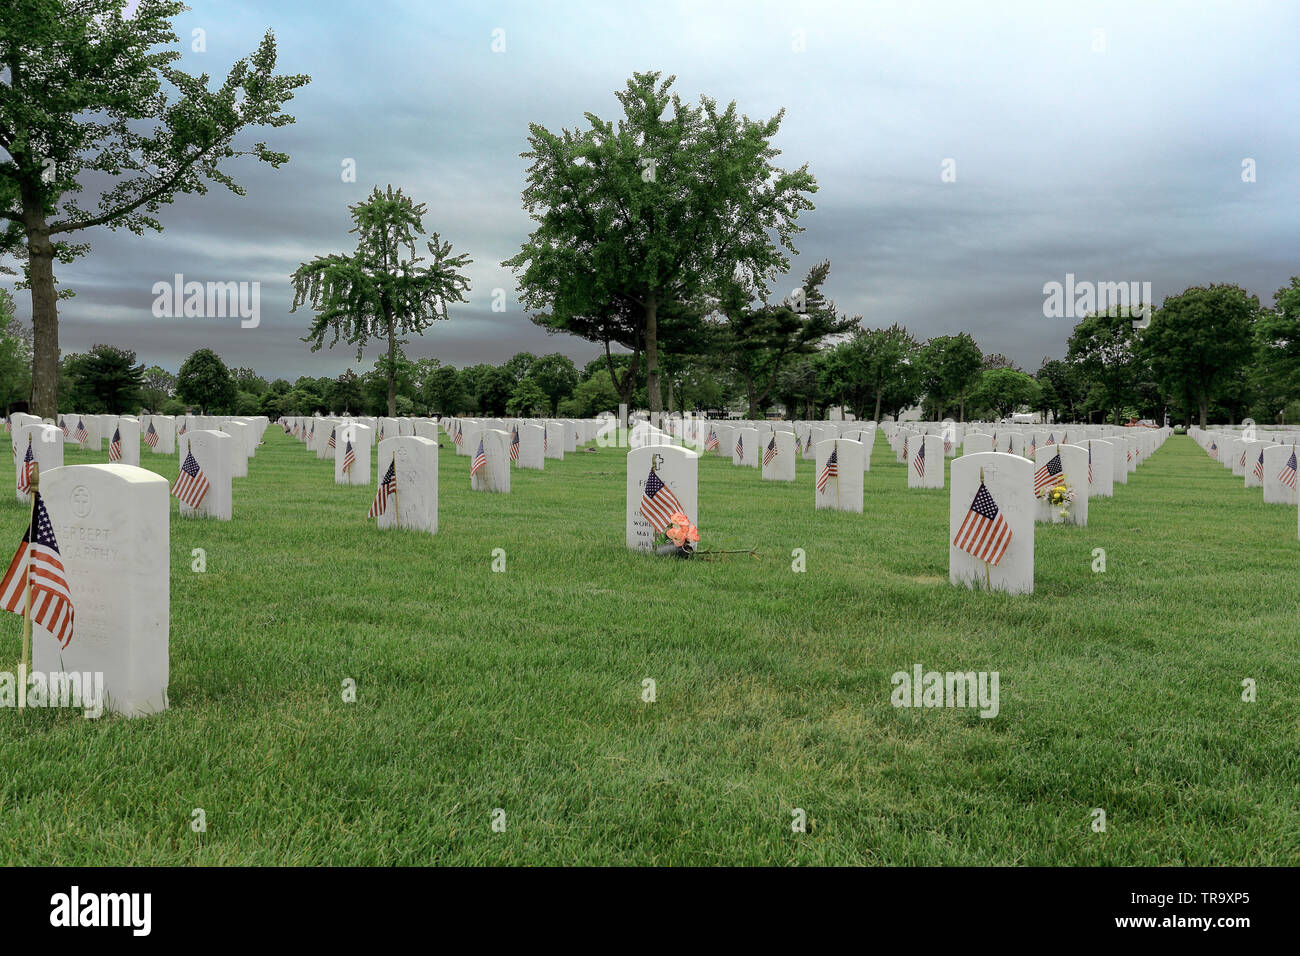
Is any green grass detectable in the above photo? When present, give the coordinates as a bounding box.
[1,430,1297,865]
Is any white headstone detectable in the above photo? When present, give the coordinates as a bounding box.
[963,433,993,456]
[814,438,864,512]
[544,422,565,460]
[761,430,796,482]
[949,453,1034,594]
[221,420,250,478]
[471,429,510,493]
[335,422,373,486]
[177,431,233,520]
[734,427,759,467]
[907,434,944,489]
[1034,443,1089,525]
[516,423,545,471]
[375,436,438,534]
[1086,439,1115,498]
[15,424,63,501]
[1242,440,1271,490]
[1263,443,1298,505]
[35,463,169,717]
[627,445,698,552]
[112,418,141,467]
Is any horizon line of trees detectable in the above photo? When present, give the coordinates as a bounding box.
[7,274,1297,427]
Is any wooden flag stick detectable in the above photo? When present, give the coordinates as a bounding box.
[19,462,38,711]
[979,466,991,591]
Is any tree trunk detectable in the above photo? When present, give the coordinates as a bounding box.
[1198,383,1208,429]
[873,387,883,423]
[25,199,60,419]
[385,312,397,417]
[644,294,662,414]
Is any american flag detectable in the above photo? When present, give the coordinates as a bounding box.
[74,419,88,444]
[1279,448,1298,490]
[794,432,803,454]
[0,491,74,647]
[735,434,744,460]
[342,440,356,475]
[509,427,520,461]
[378,426,385,442]
[1253,449,1265,481]
[59,417,69,438]
[1047,433,1055,445]
[1006,435,1013,454]
[705,429,719,452]
[763,435,777,466]
[902,436,908,461]
[179,420,187,437]
[308,422,315,441]
[640,468,682,531]
[1127,446,1131,463]
[816,445,838,494]
[1027,437,1037,458]
[1239,448,1246,469]
[1209,441,1218,459]
[1033,450,1063,497]
[454,423,463,447]
[470,438,487,478]
[943,435,953,455]
[108,427,122,462]
[172,448,211,509]
[912,439,926,478]
[145,422,159,448]
[370,459,396,518]
[327,428,336,450]
[17,440,34,495]
[1087,442,1093,486]
[953,482,1012,567]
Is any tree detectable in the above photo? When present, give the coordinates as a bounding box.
[501,352,536,384]
[1142,285,1259,427]
[561,367,621,417]
[141,365,176,412]
[66,344,144,413]
[177,348,236,413]
[425,365,465,416]
[919,333,983,420]
[0,290,32,414]
[332,368,363,413]
[969,368,1041,419]
[1252,277,1300,421]
[528,353,578,415]
[234,368,269,396]
[0,1,309,418]
[290,185,472,416]
[1065,308,1145,425]
[709,261,858,418]
[829,324,921,422]
[506,377,548,417]
[506,71,817,413]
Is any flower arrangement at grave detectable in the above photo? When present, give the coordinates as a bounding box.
[1045,481,1076,521]
[654,512,758,562]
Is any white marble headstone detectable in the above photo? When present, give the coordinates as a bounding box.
[626,445,698,552]
[950,453,1034,594]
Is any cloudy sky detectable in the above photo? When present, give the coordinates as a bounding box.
[9,0,1299,381]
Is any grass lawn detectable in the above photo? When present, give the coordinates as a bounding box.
[1,429,1297,865]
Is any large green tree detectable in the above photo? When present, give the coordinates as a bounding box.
[506,71,817,414]
[177,347,235,413]
[919,333,982,421]
[67,343,144,413]
[290,185,472,416]
[0,0,309,417]
[1142,284,1259,427]
[528,352,578,415]
[1065,308,1145,425]
[969,367,1041,419]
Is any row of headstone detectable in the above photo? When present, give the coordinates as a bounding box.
[1189,425,1300,542]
